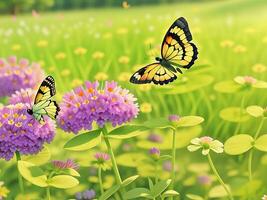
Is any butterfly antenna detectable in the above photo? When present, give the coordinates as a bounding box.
[26,91,32,108]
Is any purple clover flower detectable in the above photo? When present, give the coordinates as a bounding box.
[58,81,139,133]
[52,159,79,170]
[149,147,160,160]
[0,103,55,160]
[147,133,163,143]
[197,175,213,186]
[162,161,172,172]
[168,114,180,122]
[75,189,96,200]
[0,56,44,98]
[94,152,110,163]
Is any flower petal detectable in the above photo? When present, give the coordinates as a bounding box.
[187,145,201,152]
[210,140,224,153]
[191,138,201,145]
[202,149,210,155]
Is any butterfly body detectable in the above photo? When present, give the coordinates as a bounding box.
[28,76,60,124]
[155,57,178,73]
[130,17,198,85]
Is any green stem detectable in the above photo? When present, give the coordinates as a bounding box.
[102,127,122,184]
[170,128,176,191]
[15,151,24,194]
[98,167,104,194]
[234,95,246,135]
[46,187,51,200]
[248,149,253,181]
[254,117,265,139]
[207,154,233,200]
[248,117,265,182]
[155,161,159,184]
[102,126,123,199]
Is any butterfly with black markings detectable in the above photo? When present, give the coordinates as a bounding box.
[130,17,198,85]
[27,76,60,124]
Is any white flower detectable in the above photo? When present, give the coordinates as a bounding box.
[187,136,224,155]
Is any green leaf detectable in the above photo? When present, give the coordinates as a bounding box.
[254,134,267,152]
[148,178,154,190]
[150,179,171,197]
[22,146,51,166]
[121,175,139,187]
[220,107,250,122]
[186,194,204,200]
[116,153,147,168]
[18,161,48,187]
[63,168,80,177]
[224,134,254,155]
[137,126,202,150]
[234,180,262,196]
[175,116,204,128]
[143,117,173,129]
[159,155,172,161]
[99,185,120,200]
[214,80,241,93]
[108,125,147,139]
[208,185,231,198]
[64,129,101,151]
[246,106,264,117]
[48,175,79,189]
[253,80,267,88]
[124,188,152,199]
[162,190,179,199]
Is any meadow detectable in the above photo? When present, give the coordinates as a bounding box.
[0,0,267,199]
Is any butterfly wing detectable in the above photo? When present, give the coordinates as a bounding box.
[130,63,177,85]
[161,17,198,69]
[32,76,60,123]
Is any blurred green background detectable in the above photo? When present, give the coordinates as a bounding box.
[0,0,267,199]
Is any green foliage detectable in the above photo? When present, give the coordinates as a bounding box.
[224,134,254,155]
[18,161,48,187]
[121,175,139,187]
[22,146,51,166]
[99,185,120,200]
[220,107,250,123]
[64,129,102,151]
[108,125,148,139]
[48,175,79,189]
[254,134,267,152]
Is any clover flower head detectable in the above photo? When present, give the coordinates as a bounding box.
[262,195,267,200]
[52,159,79,170]
[162,160,172,172]
[75,189,96,200]
[94,152,110,163]
[58,81,139,133]
[74,47,87,56]
[149,147,160,159]
[0,181,9,199]
[0,56,44,97]
[92,51,104,59]
[252,64,267,73]
[197,174,213,186]
[0,103,55,160]
[234,75,257,86]
[168,114,180,122]
[187,136,224,155]
[140,102,152,113]
[147,133,163,143]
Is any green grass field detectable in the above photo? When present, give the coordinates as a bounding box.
[0,0,267,199]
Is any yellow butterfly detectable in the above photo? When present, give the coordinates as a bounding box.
[27,76,60,124]
[130,17,198,85]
